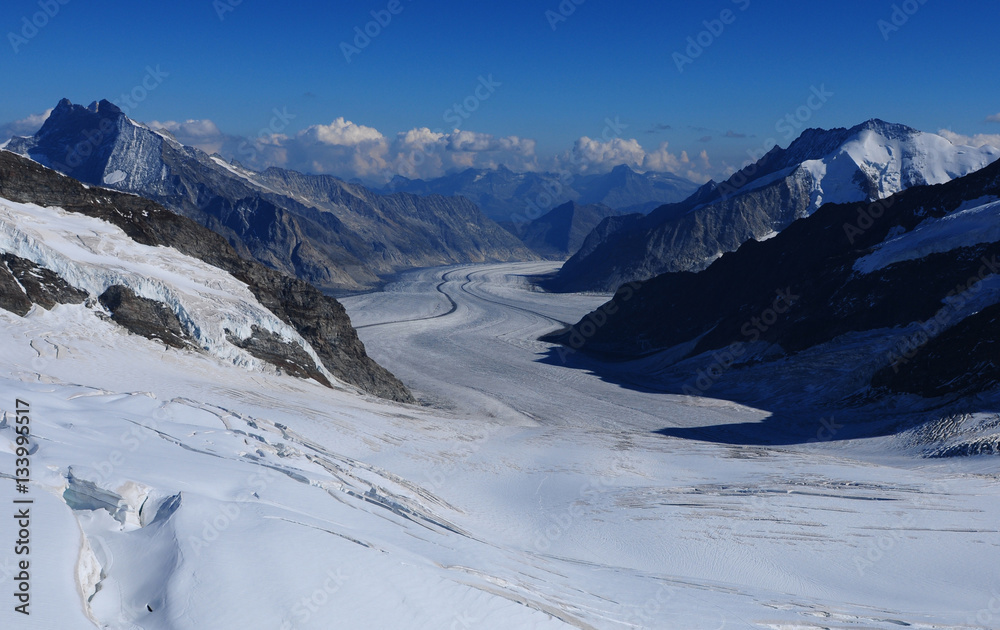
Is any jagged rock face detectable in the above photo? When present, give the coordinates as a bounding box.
[550,158,1000,402]
[0,150,413,403]
[0,258,33,316]
[506,201,624,259]
[871,303,1000,398]
[7,99,537,293]
[549,174,815,292]
[227,325,331,386]
[99,285,193,350]
[382,164,699,223]
[547,120,1000,293]
[1,252,88,312]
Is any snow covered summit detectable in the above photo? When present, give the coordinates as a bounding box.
[548,119,1000,292]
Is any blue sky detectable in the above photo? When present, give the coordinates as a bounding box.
[2,0,998,182]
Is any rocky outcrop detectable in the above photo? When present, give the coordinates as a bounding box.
[0,252,88,315]
[0,149,413,403]
[871,303,1000,398]
[227,325,331,386]
[99,285,193,350]
[0,258,33,316]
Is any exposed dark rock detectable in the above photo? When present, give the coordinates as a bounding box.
[1,253,88,309]
[226,325,331,387]
[99,285,193,350]
[0,259,32,316]
[872,302,1000,397]
[0,149,413,402]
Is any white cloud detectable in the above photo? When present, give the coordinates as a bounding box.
[0,109,53,141]
[986,113,1000,123]
[300,117,385,146]
[642,141,687,174]
[557,138,713,183]
[938,129,1000,149]
[388,129,538,180]
[135,116,712,184]
[564,137,646,174]
[149,119,223,139]
[148,119,229,154]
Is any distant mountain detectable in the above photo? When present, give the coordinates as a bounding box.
[546,120,1000,292]
[5,99,536,293]
[381,164,698,224]
[547,157,1000,442]
[503,201,624,260]
[0,150,412,402]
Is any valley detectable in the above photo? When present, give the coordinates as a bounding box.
[1,260,997,629]
[3,3,998,628]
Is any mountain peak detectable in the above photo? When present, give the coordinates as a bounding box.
[850,118,919,140]
[87,99,124,116]
[610,164,636,175]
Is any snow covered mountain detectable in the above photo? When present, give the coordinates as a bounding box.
[3,192,999,630]
[5,99,536,292]
[547,120,1000,292]
[0,150,411,402]
[1,146,998,628]
[548,156,1000,450]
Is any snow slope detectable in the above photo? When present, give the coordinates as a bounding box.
[0,196,333,383]
[739,124,1000,211]
[0,198,997,630]
[855,198,1000,273]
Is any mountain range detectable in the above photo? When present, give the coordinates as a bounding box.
[380,163,698,224]
[547,154,1000,451]
[544,119,1000,292]
[4,99,536,293]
